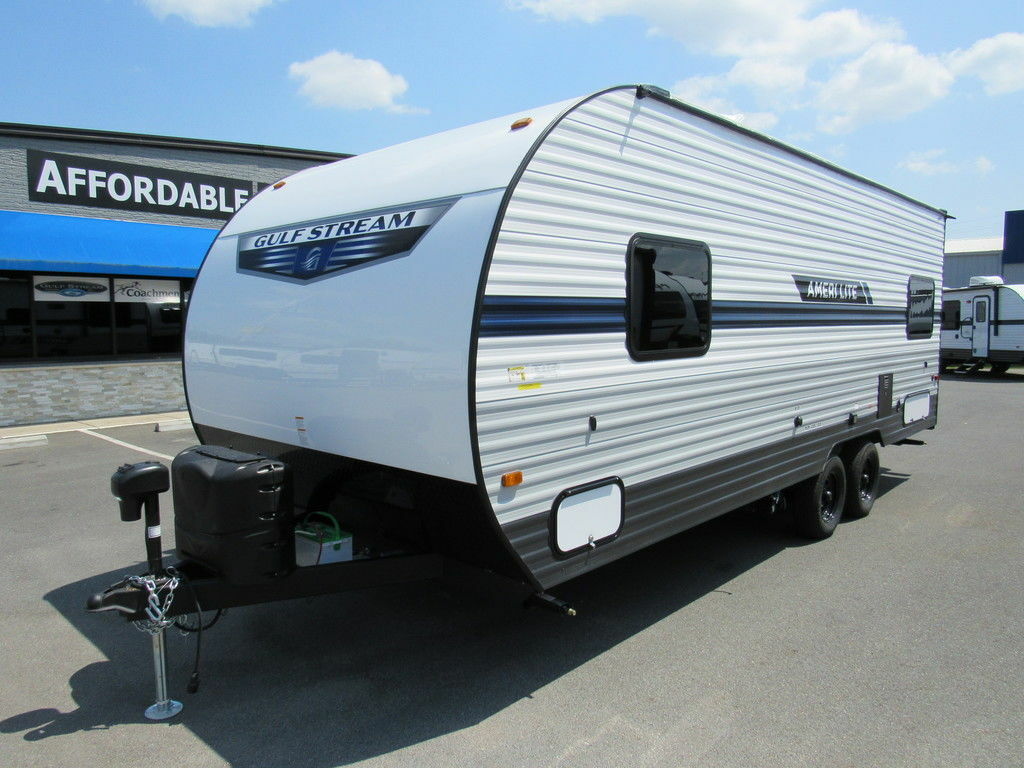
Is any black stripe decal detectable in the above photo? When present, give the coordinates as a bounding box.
[479,296,911,336]
[993,319,1024,327]
[714,301,906,327]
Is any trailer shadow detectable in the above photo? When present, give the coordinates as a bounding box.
[875,466,910,501]
[28,507,816,767]
[940,369,1024,384]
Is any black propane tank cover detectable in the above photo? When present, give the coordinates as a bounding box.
[171,445,294,585]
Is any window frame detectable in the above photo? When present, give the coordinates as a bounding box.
[625,233,712,362]
[906,275,935,340]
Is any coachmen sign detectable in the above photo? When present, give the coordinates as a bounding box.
[27,149,262,221]
[33,276,181,303]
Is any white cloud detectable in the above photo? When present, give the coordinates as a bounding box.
[511,1,899,67]
[726,58,807,93]
[142,0,278,27]
[512,0,1019,135]
[898,149,956,176]
[817,42,953,133]
[947,32,1024,95]
[898,149,995,176]
[672,76,778,131]
[289,51,426,114]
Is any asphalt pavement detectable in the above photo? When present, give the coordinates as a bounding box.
[1,373,1022,768]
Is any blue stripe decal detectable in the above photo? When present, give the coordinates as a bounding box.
[480,296,626,337]
[479,296,913,337]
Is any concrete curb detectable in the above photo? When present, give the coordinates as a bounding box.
[0,435,48,451]
[0,411,189,439]
[155,419,194,432]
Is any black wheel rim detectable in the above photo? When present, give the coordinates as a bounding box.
[859,455,879,503]
[820,472,839,523]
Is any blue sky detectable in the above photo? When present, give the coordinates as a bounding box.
[2,0,1021,239]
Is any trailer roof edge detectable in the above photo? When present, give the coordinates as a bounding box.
[633,84,950,220]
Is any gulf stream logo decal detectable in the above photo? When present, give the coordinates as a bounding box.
[237,199,454,281]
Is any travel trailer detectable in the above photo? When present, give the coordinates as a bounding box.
[940,277,1024,373]
[89,86,945,715]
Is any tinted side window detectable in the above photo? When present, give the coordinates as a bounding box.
[906,276,935,339]
[941,300,960,331]
[627,235,711,360]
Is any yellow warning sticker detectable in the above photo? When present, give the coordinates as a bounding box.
[507,363,559,385]
[517,382,543,390]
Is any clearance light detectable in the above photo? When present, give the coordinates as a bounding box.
[510,118,533,131]
[273,181,287,189]
[501,471,524,488]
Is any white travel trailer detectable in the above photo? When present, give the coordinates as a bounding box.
[93,84,946,625]
[940,276,1024,374]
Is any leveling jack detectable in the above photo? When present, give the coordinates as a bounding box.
[103,461,183,720]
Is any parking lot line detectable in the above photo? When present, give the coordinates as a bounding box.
[78,428,174,461]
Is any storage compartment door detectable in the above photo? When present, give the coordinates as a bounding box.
[552,478,624,557]
[903,391,932,424]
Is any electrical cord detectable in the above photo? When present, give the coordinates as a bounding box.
[167,565,222,694]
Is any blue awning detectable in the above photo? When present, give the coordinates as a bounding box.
[0,209,218,277]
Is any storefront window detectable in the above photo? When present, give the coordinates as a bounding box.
[0,276,32,359]
[35,301,114,357]
[0,274,189,362]
[114,278,184,354]
[31,276,112,358]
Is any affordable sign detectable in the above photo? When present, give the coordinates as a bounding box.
[27,149,259,221]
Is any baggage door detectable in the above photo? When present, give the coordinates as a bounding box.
[972,297,991,357]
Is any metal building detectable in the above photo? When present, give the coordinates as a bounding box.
[0,123,345,426]
[943,210,1024,288]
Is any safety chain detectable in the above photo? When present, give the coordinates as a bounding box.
[128,574,180,635]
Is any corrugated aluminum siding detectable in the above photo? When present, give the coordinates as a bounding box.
[475,88,945,528]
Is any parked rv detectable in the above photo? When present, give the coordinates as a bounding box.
[89,86,946,712]
[940,276,1024,374]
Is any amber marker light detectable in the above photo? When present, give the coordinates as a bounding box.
[501,471,524,487]
[510,118,533,131]
[273,181,287,189]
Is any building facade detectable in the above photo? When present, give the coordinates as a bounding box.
[944,210,1024,288]
[0,123,345,426]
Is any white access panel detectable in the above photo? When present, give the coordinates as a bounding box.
[553,480,624,554]
[903,392,931,424]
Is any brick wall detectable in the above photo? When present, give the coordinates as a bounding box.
[0,360,185,426]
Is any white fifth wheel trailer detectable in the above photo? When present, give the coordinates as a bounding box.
[89,86,946,713]
[940,277,1024,374]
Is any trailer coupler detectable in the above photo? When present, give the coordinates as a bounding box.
[87,573,177,617]
[524,591,577,616]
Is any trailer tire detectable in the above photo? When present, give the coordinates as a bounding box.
[791,456,846,539]
[843,441,879,519]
